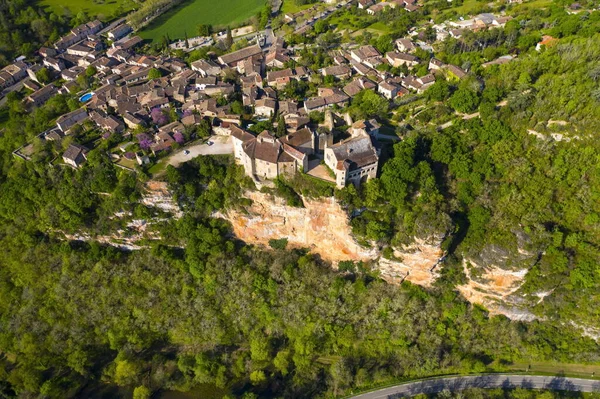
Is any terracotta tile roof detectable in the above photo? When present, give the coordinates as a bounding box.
[231,124,255,142]
[329,136,378,171]
[280,128,313,147]
[218,44,262,66]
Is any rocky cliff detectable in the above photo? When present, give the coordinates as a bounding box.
[225,191,547,321]
[226,191,444,287]
[65,182,546,323]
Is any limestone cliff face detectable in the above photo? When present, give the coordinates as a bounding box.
[226,191,444,287]
[457,259,535,320]
[225,192,543,321]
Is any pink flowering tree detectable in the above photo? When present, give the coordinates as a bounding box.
[137,133,153,150]
[173,131,185,144]
[151,107,168,126]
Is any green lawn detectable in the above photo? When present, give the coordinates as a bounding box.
[510,0,553,12]
[139,0,265,42]
[148,161,167,176]
[38,0,136,18]
[450,0,485,16]
[115,157,137,170]
[280,0,313,14]
[367,21,392,33]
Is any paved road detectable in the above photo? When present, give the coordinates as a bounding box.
[350,375,600,399]
[165,136,232,168]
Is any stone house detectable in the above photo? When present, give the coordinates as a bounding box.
[240,130,309,179]
[231,125,256,160]
[428,58,445,71]
[385,52,419,68]
[279,127,316,155]
[43,57,65,72]
[108,24,132,41]
[63,144,88,168]
[445,64,467,79]
[324,133,379,188]
[343,76,377,97]
[26,84,56,107]
[255,98,277,118]
[358,0,375,8]
[378,80,401,99]
[191,59,222,77]
[56,108,88,132]
[322,65,352,80]
[350,46,381,64]
[217,44,263,67]
[123,112,144,129]
[395,38,416,53]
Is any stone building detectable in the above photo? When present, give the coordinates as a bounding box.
[230,127,311,180]
[324,131,379,188]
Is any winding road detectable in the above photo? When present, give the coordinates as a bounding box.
[350,375,600,398]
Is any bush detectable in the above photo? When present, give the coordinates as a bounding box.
[338,260,356,273]
[449,88,480,113]
[269,238,288,250]
[274,178,303,207]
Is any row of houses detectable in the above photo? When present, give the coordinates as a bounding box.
[361,0,421,14]
[229,118,380,188]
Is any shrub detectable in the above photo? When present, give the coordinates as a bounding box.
[269,238,288,250]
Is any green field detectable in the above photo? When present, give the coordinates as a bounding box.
[39,0,136,18]
[280,0,313,14]
[139,0,265,42]
[368,21,393,33]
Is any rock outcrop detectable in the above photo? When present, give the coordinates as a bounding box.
[457,259,535,320]
[226,191,444,287]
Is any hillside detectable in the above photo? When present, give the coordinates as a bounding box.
[2,0,600,396]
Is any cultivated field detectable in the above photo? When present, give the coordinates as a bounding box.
[139,0,265,42]
[39,0,136,18]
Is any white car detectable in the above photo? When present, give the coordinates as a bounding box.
[183,150,190,155]
[207,141,213,146]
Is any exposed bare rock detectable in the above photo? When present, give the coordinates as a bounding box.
[457,259,535,318]
[60,181,180,250]
[226,191,546,319]
[226,191,444,287]
[378,239,444,287]
[228,191,374,261]
[62,232,147,251]
[142,180,182,217]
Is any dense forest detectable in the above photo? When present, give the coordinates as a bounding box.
[0,0,75,66]
[0,143,599,398]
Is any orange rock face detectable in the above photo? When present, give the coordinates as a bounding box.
[228,191,371,261]
[226,191,444,287]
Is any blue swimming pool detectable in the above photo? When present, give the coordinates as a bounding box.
[79,92,94,102]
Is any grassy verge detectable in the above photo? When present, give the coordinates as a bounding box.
[448,0,485,16]
[339,363,600,399]
[510,0,553,12]
[509,362,600,378]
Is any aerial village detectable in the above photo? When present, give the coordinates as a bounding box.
[0,0,529,189]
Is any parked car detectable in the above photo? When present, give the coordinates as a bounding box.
[183,150,190,155]
[207,141,213,146]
